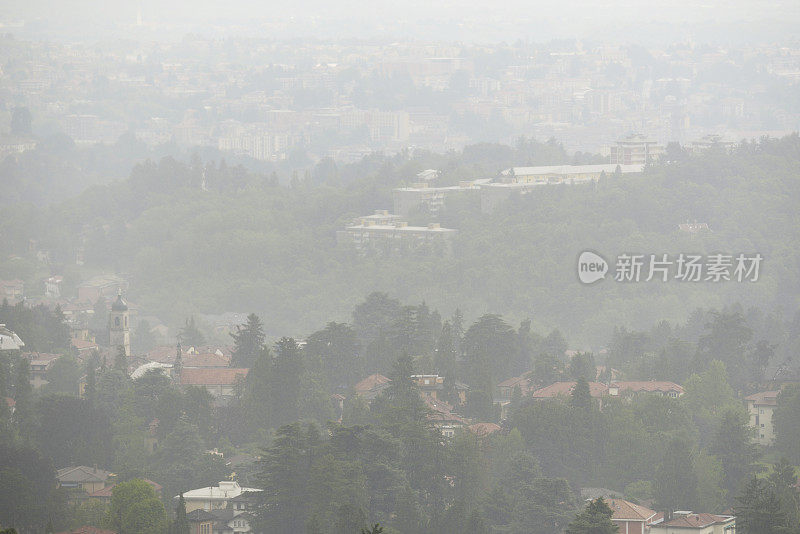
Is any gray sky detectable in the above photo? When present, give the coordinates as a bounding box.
[2,0,799,44]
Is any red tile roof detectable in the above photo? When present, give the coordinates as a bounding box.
[183,352,231,368]
[354,373,391,394]
[532,381,608,399]
[180,368,248,386]
[658,513,734,528]
[744,390,780,406]
[611,381,684,395]
[145,345,181,363]
[71,339,99,351]
[468,422,502,436]
[606,498,657,522]
[497,375,532,389]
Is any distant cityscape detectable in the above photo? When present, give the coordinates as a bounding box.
[1,36,798,163]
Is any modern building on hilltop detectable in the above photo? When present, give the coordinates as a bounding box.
[480,163,643,213]
[337,213,457,256]
[392,181,481,217]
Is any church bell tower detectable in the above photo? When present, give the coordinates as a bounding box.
[108,290,130,357]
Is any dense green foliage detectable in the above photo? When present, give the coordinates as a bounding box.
[2,137,800,532]
[2,136,799,344]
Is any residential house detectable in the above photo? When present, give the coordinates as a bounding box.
[71,338,99,359]
[745,390,779,445]
[648,512,735,533]
[25,352,61,389]
[605,498,657,534]
[426,399,467,438]
[496,374,534,418]
[180,368,248,405]
[496,374,534,403]
[0,279,24,303]
[187,509,215,534]
[412,374,444,400]
[179,481,262,514]
[87,478,162,505]
[56,466,114,501]
[76,275,128,304]
[354,373,392,401]
[608,381,684,400]
[211,509,255,534]
[531,381,609,407]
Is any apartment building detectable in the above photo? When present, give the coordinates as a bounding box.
[337,214,457,256]
[609,134,665,165]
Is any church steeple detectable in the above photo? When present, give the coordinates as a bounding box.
[108,289,130,357]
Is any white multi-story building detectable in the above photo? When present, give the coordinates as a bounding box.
[745,390,779,445]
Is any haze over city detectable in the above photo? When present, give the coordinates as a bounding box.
[1,1,800,534]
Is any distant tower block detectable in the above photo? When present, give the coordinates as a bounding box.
[136,2,143,26]
[109,290,131,357]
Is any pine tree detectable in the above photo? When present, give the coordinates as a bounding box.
[566,498,619,534]
[178,317,205,347]
[570,375,593,410]
[231,313,266,368]
[736,476,788,534]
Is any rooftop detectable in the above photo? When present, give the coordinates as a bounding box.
[651,512,735,528]
[56,465,113,484]
[354,373,391,394]
[501,163,644,177]
[744,390,780,406]
[179,480,261,501]
[532,381,609,399]
[180,368,248,386]
[605,497,657,522]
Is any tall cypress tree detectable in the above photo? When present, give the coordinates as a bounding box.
[170,494,190,534]
[231,313,266,368]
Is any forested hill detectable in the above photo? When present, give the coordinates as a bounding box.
[1,135,799,344]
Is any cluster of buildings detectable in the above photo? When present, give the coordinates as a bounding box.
[2,38,798,163]
[338,151,650,255]
[600,497,736,534]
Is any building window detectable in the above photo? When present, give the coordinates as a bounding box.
[115,317,120,326]
[760,409,764,414]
